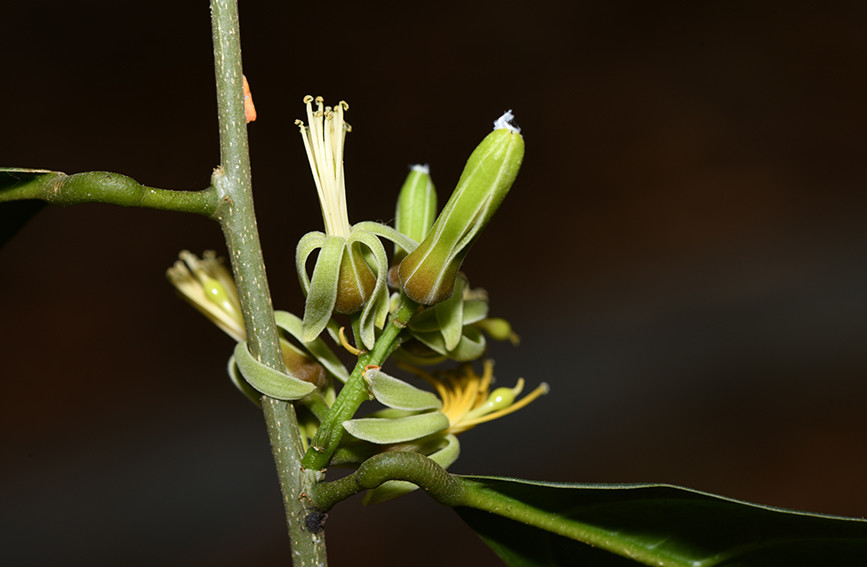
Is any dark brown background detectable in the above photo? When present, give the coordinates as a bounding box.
[2,1,866,565]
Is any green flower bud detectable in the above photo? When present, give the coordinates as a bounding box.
[399,112,524,305]
[394,165,437,264]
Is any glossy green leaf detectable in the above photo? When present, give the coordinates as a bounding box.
[343,412,449,444]
[365,368,442,411]
[454,476,867,566]
[0,168,62,248]
[233,341,316,400]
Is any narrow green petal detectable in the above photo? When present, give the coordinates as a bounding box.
[413,325,487,361]
[366,368,442,411]
[353,221,419,255]
[343,412,450,444]
[436,274,467,351]
[407,306,442,333]
[449,326,487,361]
[295,231,326,295]
[350,229,390,350]
[233,341,317,400]
[462,299,489,325]
[227,354,262,407]
[302,236,346,342]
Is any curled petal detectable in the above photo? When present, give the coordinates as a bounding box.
[348,229,390,350]
[302,236,345,342]
[295,231,327,296]
[233,342,317,400]
[343,412,450,444]
[353,221,419,256]
[365,367,442,411]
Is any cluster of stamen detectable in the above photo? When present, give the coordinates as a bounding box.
[399,361,549,435]
[295,95,353,238]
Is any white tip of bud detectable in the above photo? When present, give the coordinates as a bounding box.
[410,163,430,174]
[493,110,520,133]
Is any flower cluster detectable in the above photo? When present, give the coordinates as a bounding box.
[167,97,545,504]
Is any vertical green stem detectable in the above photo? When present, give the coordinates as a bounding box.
[209,1,327,564]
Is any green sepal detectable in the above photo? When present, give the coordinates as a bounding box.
[227,354,262,407]
[343,412,450,444]
[233,341,317,400]
[365,368,442,411]
[274,310,350,383]
[363,433,460,505]
[301,235,345,342]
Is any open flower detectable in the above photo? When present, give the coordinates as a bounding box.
[409,360,549,435]
[167,250,329,389]
[167,250,245,341]
[338,360,548,503]
[295,96,416,349]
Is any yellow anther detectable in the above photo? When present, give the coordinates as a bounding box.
[339,100,349,110]
[303,94,314,104]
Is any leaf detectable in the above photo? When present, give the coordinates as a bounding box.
[365,368,442,411]
[0,168,63,248]
[233,341,316,400]
[343,412,449,444]
[453,476,867,566]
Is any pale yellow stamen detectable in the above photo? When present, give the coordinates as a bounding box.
[297,95,352,238]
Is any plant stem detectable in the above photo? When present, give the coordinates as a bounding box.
[0,170,217,216]
[209,0,326,564]
[310,452,465,511]
[301,296,418,471]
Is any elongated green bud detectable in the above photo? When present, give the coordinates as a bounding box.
[394,165,437,264]
[398,112,524,305]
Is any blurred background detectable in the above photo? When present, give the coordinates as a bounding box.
[2,1,866,565]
